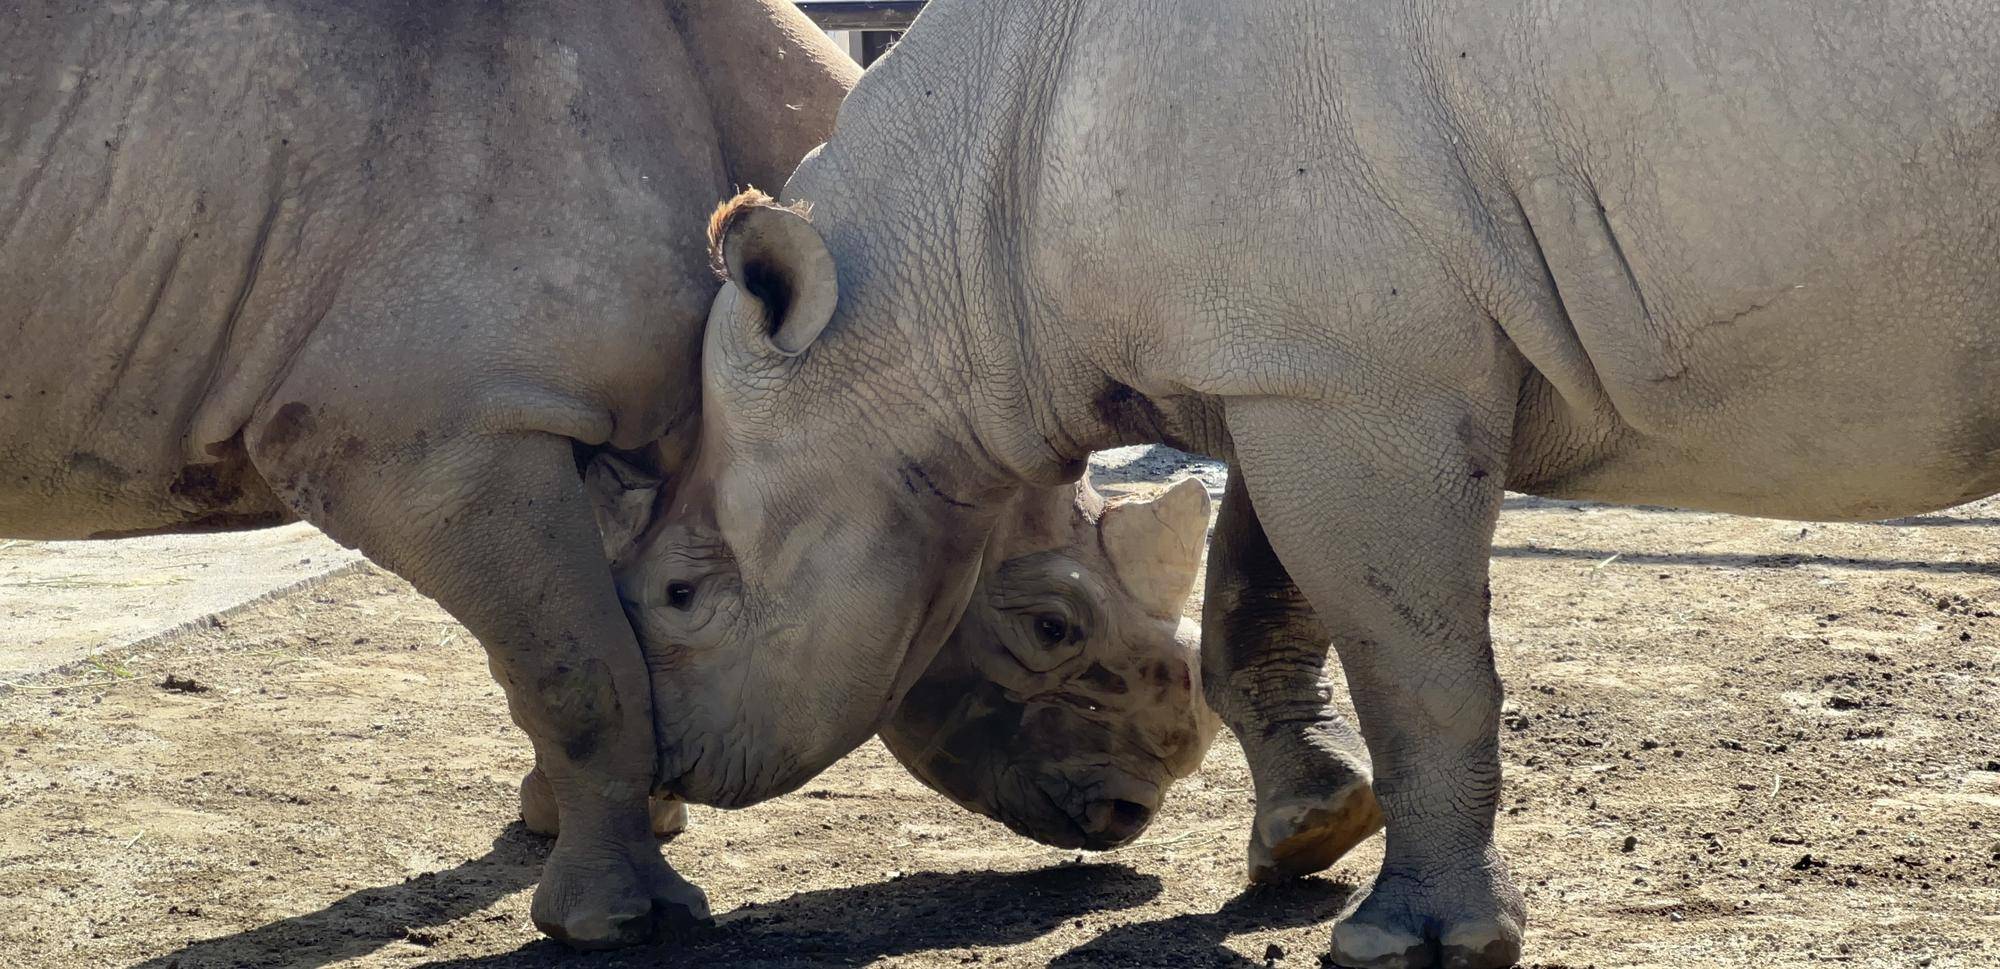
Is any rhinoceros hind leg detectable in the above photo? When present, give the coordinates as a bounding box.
[1226,395,1523,969]
[1202,472,1383,884]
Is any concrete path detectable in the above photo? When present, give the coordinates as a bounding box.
[0,524,362,682]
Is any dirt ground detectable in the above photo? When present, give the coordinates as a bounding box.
[2,481,1998,969]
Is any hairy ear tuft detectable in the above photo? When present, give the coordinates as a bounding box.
[707,187,836,356]
[707,187,813,281]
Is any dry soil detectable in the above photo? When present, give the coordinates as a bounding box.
[2,482,1997,969]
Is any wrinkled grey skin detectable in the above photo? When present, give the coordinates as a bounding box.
[529,470,1220,850]
[0,0,856,948]
[637,1,2000,966]
[878,475,1220,850]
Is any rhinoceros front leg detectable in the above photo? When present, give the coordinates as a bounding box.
[1203,472,1383,883]
[1227,395,1523,969]
[246,417,705,948]
[519,765,688,841]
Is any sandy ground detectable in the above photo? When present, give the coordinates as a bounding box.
[2,457,1998,969]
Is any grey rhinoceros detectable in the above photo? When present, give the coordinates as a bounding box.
[625,0,2000,966]
[0,0,854,946]
[2,0,1220,950]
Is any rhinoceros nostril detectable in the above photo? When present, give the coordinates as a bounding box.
[1077,798,1152,848]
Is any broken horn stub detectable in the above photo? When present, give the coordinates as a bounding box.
[1099,477,1212,616]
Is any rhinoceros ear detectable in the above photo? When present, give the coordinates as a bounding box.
[708,189,837,356]
[584,453,662,564]
[1099,477,1212,617]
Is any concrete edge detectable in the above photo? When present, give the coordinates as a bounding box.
[0,557,378,693]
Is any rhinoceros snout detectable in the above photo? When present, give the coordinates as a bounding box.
[1074,797,1153,849]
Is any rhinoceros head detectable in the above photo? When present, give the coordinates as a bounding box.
[880,475,1218,849]
[613,190,1084,807]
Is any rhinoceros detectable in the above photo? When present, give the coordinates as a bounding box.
[2,0,1221,949]
[536,472,1219,849]
[627,0,2000,965]
[0,0,858,945]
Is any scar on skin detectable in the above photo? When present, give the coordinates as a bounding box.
[901,463,974,509]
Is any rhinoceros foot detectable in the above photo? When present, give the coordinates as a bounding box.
[1247,779,1384,884]
[530,829,709,949]
[1327,854,1523,969]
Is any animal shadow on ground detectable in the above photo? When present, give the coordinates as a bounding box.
[135,828,1166,969]
[421,861,1164,969]
[1049,878,1355,969]
[130,824,548,969]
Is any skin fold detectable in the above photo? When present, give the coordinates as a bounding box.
[629,1,2000,966]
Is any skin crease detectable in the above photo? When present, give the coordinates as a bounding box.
[638,1,2000,967]
[0,0,854,949]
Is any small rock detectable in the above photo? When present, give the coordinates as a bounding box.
[1981,760,2000,772]
[160,675,210,694]
[1264,942,1285,964]
[1622,835,1638,853]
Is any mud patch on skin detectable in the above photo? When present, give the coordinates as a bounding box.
[168,463,245,508]
[1092,381,1169,444]
[257,402,317,457]
[1076,662,1129,695]
[65,451,133,486]
[161,432,288,527]
[533,655,618,764]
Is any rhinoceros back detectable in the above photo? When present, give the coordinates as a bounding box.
[0,0,733,540]
[0,3,410,537]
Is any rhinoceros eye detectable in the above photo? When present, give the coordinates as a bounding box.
[1034,614,1070,646]
[665,581,696,611]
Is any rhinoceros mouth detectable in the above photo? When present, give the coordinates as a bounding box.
[1020,779,1092,850]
